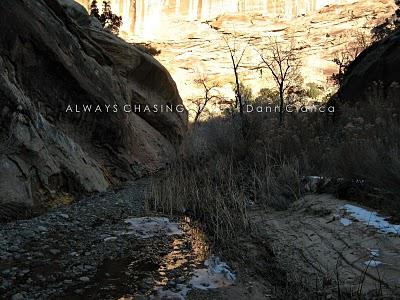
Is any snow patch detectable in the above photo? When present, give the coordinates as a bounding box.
[308,176,324,179]
[189,256,236,290]
[343,204,400,234]
[364,260,383,268]
[152,256,235,299]
[369,248,380,257]
[123,217,184,239]
[340,218,352,226]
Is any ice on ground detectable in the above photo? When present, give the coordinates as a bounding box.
[364,260,383,267]
[369,249,380,257]
[340,218,352,226]
[123,217,184,239]
[343,204,400,234]
[152,256,235,299]
[308,176,324,179]
[189,256,236,290]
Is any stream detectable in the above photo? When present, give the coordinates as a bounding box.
[76,217,235,299]
[0,180,235,300]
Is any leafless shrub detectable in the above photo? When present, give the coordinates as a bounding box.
[147,156,250,246]
[188,70,221,124]
[147,114,302,246]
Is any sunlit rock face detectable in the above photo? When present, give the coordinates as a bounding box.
[77,0,336,38]
[76,0,395,121]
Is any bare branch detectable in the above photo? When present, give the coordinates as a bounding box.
[255,36,303,124]
[190,68,221,123]
[223,33,247,116]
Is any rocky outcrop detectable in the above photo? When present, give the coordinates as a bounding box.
[339,29,400,102]
[0,0,187,210]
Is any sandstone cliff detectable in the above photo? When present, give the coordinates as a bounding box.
[0,0,187,210]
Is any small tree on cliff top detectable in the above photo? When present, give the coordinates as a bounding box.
[90,0,100,20]
[371,0,400,41]
[90,1,122,35]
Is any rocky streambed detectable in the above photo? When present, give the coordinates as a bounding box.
[3,176,400,299]
[0,179,235,300]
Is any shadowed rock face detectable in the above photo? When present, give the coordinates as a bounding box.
[0,0,187,209]
[339,29,400,102]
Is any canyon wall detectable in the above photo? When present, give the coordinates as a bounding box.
[0,0,187,212]
[77,0,338,37]
[339,28,400,102]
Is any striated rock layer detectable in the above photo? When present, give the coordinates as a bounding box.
[0,0,187,210]
[141,0,394,119]
[77,0,338,37]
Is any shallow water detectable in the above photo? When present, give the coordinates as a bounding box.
[75,216,235,299]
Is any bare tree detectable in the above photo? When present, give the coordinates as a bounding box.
[331,51,352,86]
[190,71,221,124]
[224,34,247,116]
[257,37,302,124]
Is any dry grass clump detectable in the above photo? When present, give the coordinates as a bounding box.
[147,157,249,246]
[324,84,400,218]
[245,82,400,215]
[146,116,302,246]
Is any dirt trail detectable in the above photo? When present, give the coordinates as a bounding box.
[251,194,400,297]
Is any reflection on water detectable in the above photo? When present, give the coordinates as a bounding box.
[156,217,209,286]
[153,217,236,299]
[77,0,338,38]
[66,216,233,299]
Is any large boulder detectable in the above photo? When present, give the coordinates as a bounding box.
[338,29,400,102]
[0,0,187,209]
